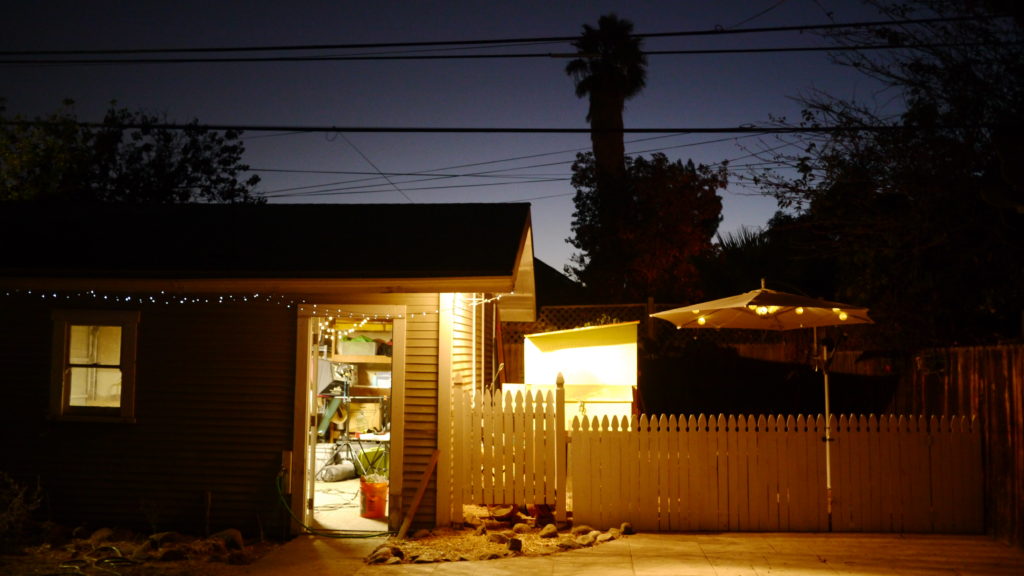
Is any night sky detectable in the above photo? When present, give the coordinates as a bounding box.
[2,1,890,271]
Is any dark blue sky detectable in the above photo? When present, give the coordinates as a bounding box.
[2,1,891,271]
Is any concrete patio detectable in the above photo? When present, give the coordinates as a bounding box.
[241,532,1024,575]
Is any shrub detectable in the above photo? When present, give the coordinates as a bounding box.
[0,472,42,552]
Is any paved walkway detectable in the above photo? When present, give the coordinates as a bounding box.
[240,532,1024,575]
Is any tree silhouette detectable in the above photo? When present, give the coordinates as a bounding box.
[568,153,725,302]
[1,100,262,204]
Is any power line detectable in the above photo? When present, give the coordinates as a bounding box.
[3,41,1011,65]
[1,121,903,134]
[1,16,1004,66]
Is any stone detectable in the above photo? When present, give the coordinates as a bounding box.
[570,524,596,536]
[538,524,559,538]
[210,528,244,550]
[512,522,532,534]
[89,528,115,543]
[366,545,404,564]
[158,548,187,562]
[596,532,614,544]
[620,522,635,535]
[557,537,584,549]
[576,531,598,546]
[507,537,523,551]
[486,532,509,544]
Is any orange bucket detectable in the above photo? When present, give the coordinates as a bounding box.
[359,479,388,519]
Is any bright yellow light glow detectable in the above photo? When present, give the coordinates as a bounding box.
[749,305,780,316]
[838,311,848,321]
[691,309,701,314]
[697,316,706,325]
[795,307,804,315]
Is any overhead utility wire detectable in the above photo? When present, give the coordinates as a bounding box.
[3,122,905,134]
[2,41,1010,65]
[0,14,990,57]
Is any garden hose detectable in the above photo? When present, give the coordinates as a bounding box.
[275,472,391,539]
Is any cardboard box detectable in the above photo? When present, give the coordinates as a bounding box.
[339,340,377,356]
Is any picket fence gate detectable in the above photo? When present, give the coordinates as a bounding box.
[570,413,984,533]
[451,387,983,533]
[451,385,567,524]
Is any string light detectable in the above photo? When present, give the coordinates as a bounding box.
[3,288,304,308]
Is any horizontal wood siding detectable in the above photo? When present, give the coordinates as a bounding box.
[450,294,476,389]
[0,297,295,538]
[402,295,441,527]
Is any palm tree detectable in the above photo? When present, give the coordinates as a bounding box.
[565,13,647,199]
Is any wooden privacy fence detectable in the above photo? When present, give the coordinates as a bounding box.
[452,385,567,523]
[570,413,983,533]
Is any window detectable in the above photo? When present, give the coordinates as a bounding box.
[51,310,139,422]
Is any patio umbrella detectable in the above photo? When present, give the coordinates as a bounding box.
[650,279,873,526]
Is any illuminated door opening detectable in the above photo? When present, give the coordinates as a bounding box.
[310,316,392,532]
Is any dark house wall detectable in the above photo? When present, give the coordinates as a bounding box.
[0,295,296,538]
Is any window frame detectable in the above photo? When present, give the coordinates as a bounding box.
[50,309,140,423]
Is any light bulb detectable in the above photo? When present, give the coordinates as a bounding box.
[697,316,706,325]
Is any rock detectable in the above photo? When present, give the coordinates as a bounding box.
[538,524,559,538]
[158,548,187,562]
[507,537,523,552]
[210,528,244,550]
[473,524,487,535]
[384,556,403,565]
[148,532,190,547]
[486,532,509,544]
[489,505,517,520]
[608,527,623,539]
[620,522,635,535]
[366,545,404,564]
[570,524,595,536]
[512,522,531,534]
[89,528,115,543]
[576,531,598,546]
[411,529,432,539]
[227,550,252,565]
[557,537,584,550]
[596,532,614,544]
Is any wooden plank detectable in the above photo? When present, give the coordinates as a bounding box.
[726,415,740,530]
[735,415,751,530]
[666,415,681,531]
[714,414,729,530]
[749,415,766,531]
[524,390,536,506]
[931,415,951,532]
[682,415,697,531]
[569,416,591,526]
[657,414,670,531]
[398,449,440,539]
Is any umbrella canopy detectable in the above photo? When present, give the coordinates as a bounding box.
[650,281,873,331]
[650,279,873,528]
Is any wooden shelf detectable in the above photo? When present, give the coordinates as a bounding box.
[332,354,392,364]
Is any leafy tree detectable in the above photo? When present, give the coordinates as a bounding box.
[751,0,1023,349]
[567,152,725,302]
[0,100,262,204]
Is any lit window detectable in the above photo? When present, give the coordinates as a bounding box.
[51,310,139,422]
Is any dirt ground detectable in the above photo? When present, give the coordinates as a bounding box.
[1,507,621,574]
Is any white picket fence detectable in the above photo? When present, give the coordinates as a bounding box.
[570,413,984,533]
[451,385,567,523]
